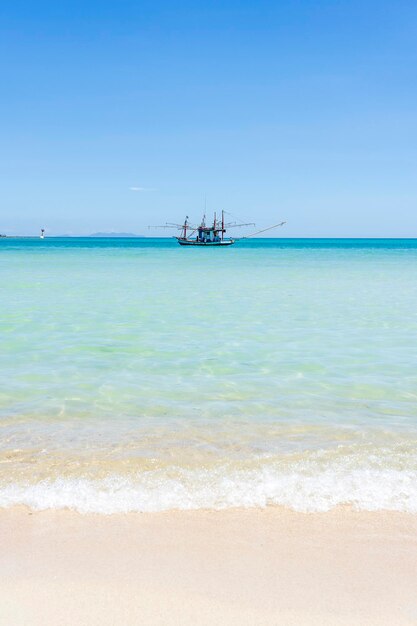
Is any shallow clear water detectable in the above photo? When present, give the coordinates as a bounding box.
[1,237,417,512]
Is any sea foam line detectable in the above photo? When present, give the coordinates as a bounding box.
[1,466,417,514]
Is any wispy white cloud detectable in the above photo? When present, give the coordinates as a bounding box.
[129,186,155,192]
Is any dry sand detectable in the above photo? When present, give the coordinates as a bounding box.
[0,506,416,625]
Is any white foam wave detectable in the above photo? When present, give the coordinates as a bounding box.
[1,466,417,514]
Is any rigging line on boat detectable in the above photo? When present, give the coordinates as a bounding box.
[149,223,198,230]
[223,210,256,227]
[237,221,287,239]
[148,224,180,229]
[182,228,198,238]
[150,217,253,231]
[224,222,256,228]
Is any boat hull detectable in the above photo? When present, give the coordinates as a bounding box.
[177,239,234,246]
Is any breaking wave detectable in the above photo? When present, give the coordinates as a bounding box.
[1,465,417,514]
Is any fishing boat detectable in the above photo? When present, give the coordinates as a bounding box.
[176,211,244,246]
[151,210,285,246]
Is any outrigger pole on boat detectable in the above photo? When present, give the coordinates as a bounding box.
[149,210,285,246]
[237,221,286,240]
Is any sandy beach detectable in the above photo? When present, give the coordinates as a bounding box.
[0,507,416,625]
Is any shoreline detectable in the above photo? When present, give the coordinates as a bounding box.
[1,506,416,625]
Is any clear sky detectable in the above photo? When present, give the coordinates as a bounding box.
[1,0,416,236]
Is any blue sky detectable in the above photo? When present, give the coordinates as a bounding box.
[1,0,416,236]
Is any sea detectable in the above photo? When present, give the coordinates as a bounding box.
[1,237,416,514]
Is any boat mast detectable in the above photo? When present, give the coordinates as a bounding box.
[183,216,188,239]
[221,210,224,240]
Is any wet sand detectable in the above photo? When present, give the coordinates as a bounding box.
[1,507,416,625]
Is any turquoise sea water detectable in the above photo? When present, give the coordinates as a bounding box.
[1,237,417,513]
